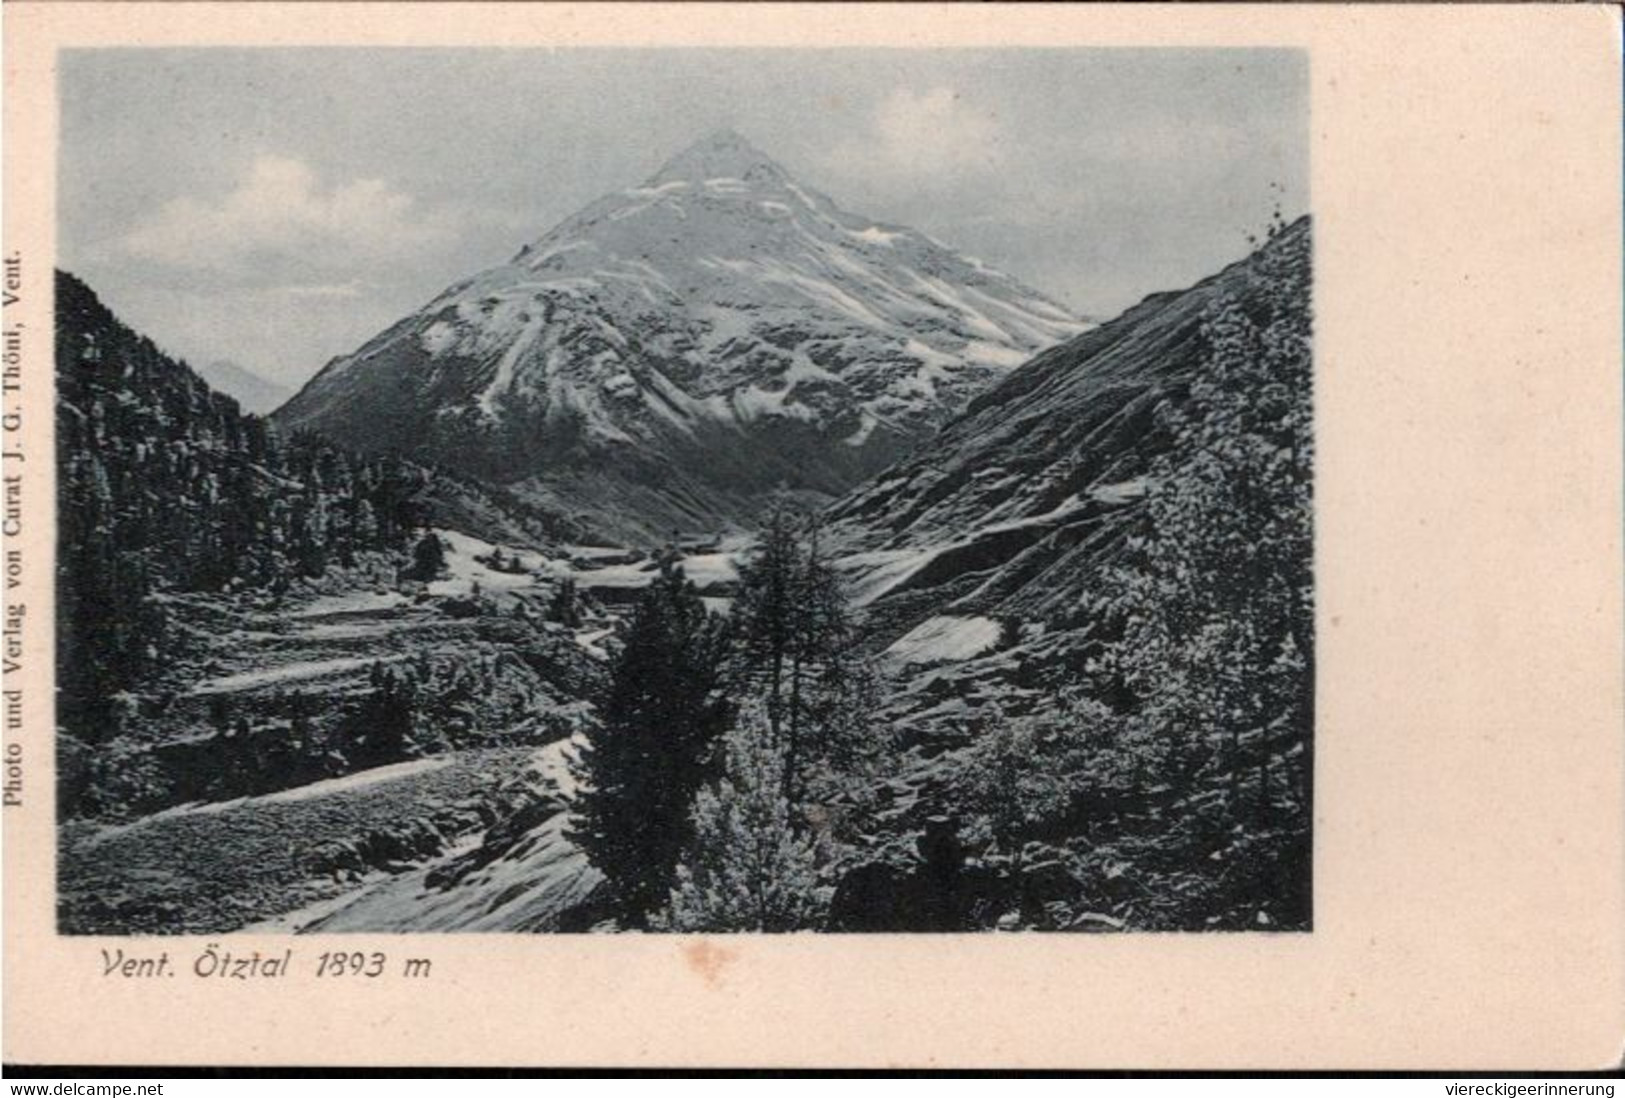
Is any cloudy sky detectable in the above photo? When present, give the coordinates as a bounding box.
[60,48,1307,390]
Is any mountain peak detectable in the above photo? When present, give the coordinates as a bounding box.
[281,128,1091,541]
[648,128,787,185]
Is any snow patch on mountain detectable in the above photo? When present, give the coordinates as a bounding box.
[885,615,1002,665]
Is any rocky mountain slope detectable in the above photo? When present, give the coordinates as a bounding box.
[275,130,1087,541]
[806,219,1313,932]
[829,218,1312,723]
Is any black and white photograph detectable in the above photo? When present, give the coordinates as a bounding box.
[54,47,1313,936]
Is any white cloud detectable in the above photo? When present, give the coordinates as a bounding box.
[121,155,455,279]
[833,87,1005,182]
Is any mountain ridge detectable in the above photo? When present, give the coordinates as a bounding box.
[275,130,1089,542]
[829,216,1312,637]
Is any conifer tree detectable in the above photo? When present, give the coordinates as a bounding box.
[729,508,869,805]
[732,507,800,742]
[410,531,447,581]
[357,662,417,763]
[661,702,829,932]
[548,577,583,627]
[567,560,727,926]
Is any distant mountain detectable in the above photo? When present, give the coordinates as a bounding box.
[275,129,1088,542]
[194,358,293,416]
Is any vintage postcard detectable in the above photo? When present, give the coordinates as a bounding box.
[3,1,1621,1071]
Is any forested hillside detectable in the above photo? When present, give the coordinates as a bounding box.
[55,272,593,827]
[56,273,426,735]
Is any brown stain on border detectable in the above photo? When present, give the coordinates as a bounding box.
[682,940,737,989]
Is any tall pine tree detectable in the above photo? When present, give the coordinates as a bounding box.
[567,559,728,926]
[729,508,872,806]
